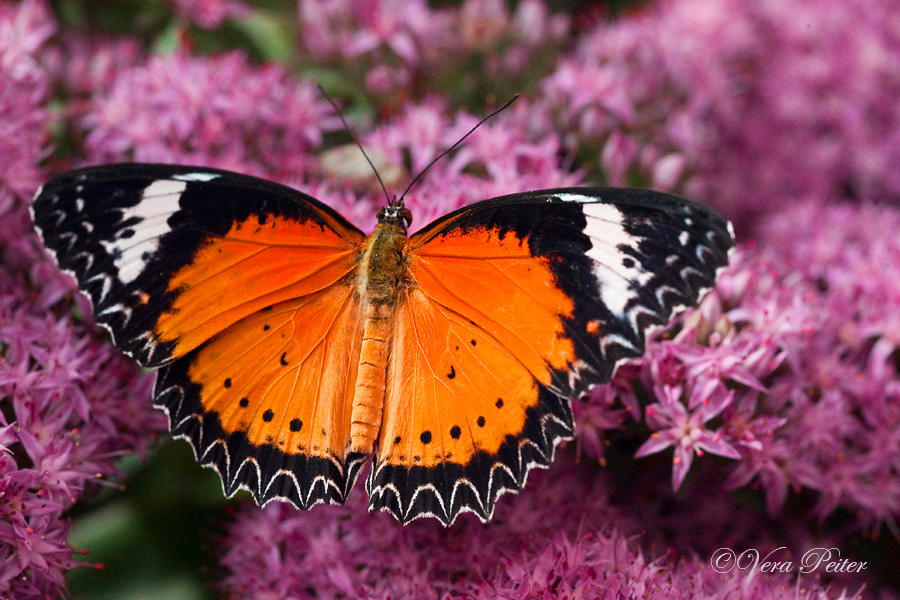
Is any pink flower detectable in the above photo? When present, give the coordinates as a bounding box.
[459,0,510,50]
[299,0,452,65]
[0,9,164,596]
[573,384,630,461]
[601,131,638,186]
[512,0,568,46]
[636,381,741,490]
[220,461,625,598]
[41,32,142,97]
[298,0,567,95]
[221,459,861,599]
[81,51,338,179]
[650,152,685,191]
[363,63,411,95]
[590,198,900,529]
[0,259,161,595]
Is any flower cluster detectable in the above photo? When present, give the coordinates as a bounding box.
[0,264,159,597]
[300,0,452,65]
[80,50,339,179]
[219,462,618,599]
[168,0,250,29]
[298,0,568,103]
[542,0,900,228]
[41,31,142,98]
[0,3,163,596]
[0,0,54,217]
[221,459,867,599]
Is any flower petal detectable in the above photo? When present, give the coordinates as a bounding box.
[635,433,675,458]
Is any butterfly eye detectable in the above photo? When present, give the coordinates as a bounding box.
[398,207,413,228]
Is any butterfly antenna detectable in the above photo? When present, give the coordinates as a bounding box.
[398,94,520,205]
[317,84,392,206]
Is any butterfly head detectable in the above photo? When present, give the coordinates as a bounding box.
[377,198,413,230]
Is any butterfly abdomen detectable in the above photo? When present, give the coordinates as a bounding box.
[350,220,410,454]
[350,302,390,453]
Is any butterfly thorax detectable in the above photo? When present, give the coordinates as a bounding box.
[349,217,410,455]
[359,219,409,305]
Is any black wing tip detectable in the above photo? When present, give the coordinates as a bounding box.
[544,188,734,396]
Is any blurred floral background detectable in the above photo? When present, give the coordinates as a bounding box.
[2,0,900,598]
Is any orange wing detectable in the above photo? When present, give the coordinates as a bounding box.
[34,164,369,506]
[367,189,733,524]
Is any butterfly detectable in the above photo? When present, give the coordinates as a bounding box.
[31,163,733,524]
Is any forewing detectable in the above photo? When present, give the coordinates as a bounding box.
[32,163,368,507]
[367,187,733,524]
[31,163,365,367]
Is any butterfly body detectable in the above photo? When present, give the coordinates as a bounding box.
[32,163,734,524]
[351,210,411,454]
